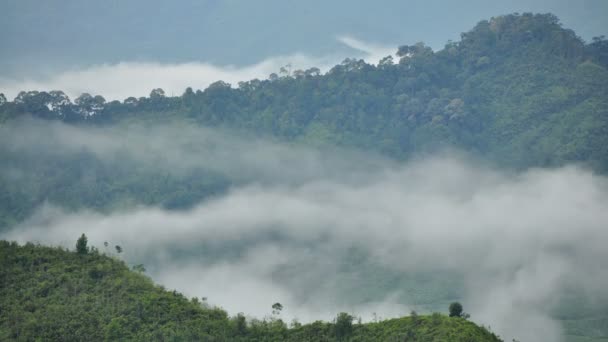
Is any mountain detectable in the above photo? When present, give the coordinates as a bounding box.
[2,13,608,167]
[0,240,502,341]
[1,13,607,342]
[1,13,607,227]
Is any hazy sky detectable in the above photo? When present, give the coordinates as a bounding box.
[1,0,607,78]
[1,0,607,101]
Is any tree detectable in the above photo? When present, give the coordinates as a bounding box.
[44,91,72,119]
[234,313,247,336]
[12,90,57,118]
[397,45,412,57]
[124,97,138,106]
[271,302,283,315]
[411,310,420,325]
[74,93,93,106]
[115,245,122,254]
[293,69,305,79]
[182,87,195,107]
[150,88,166,98]
[378,55,394,69]
[76,234,88,254]
[279,63,292,77]
[589,35,608,67]
[304,67,321,77]
[449,302,463,317]
[334,312,353,340]
[132,264,146,273]
[0,93,6,106]
[75,93,105,117]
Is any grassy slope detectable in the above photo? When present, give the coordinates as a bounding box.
[0,241,502,341]
[0,241,231,341]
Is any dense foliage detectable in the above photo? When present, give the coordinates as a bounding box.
[0,240,502,341]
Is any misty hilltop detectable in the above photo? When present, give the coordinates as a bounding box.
[1,12,608,342]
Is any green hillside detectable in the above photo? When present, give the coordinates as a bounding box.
[0,240,501,341]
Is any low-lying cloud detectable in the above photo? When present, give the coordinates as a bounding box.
[336,35,397,65]
[0,117,391,184]
[3,119,608,341]
[0,36,396,101]
[0,56,326,102]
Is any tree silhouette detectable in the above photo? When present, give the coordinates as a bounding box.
[335,312,353,340]
[449,302,463,317]
[76,234,88,254]
[271,302,283,316]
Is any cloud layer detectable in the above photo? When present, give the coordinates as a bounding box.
[0,117,390,184]
[0,57,320,102]
[2,120,608,341]
[0,36,396,101]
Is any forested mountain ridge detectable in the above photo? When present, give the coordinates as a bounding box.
[0,12,607,235]
[1,13,607,170]
[0,240,503,341]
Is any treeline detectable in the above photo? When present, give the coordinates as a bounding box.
[1,13,607,170]
[0,239,503,341]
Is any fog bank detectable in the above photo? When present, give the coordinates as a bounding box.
[3,139,608,341]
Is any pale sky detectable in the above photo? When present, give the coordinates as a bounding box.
[1,0,606,78]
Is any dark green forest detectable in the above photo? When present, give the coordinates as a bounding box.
[1,12,608,341]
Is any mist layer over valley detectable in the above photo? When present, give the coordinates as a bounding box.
[1,11,608,342]
[2,118,608,341]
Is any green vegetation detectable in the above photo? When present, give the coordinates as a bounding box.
[0,240,502,341]
[0,240,230,341]
[449,302,463,318]
[75,233,88,255]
